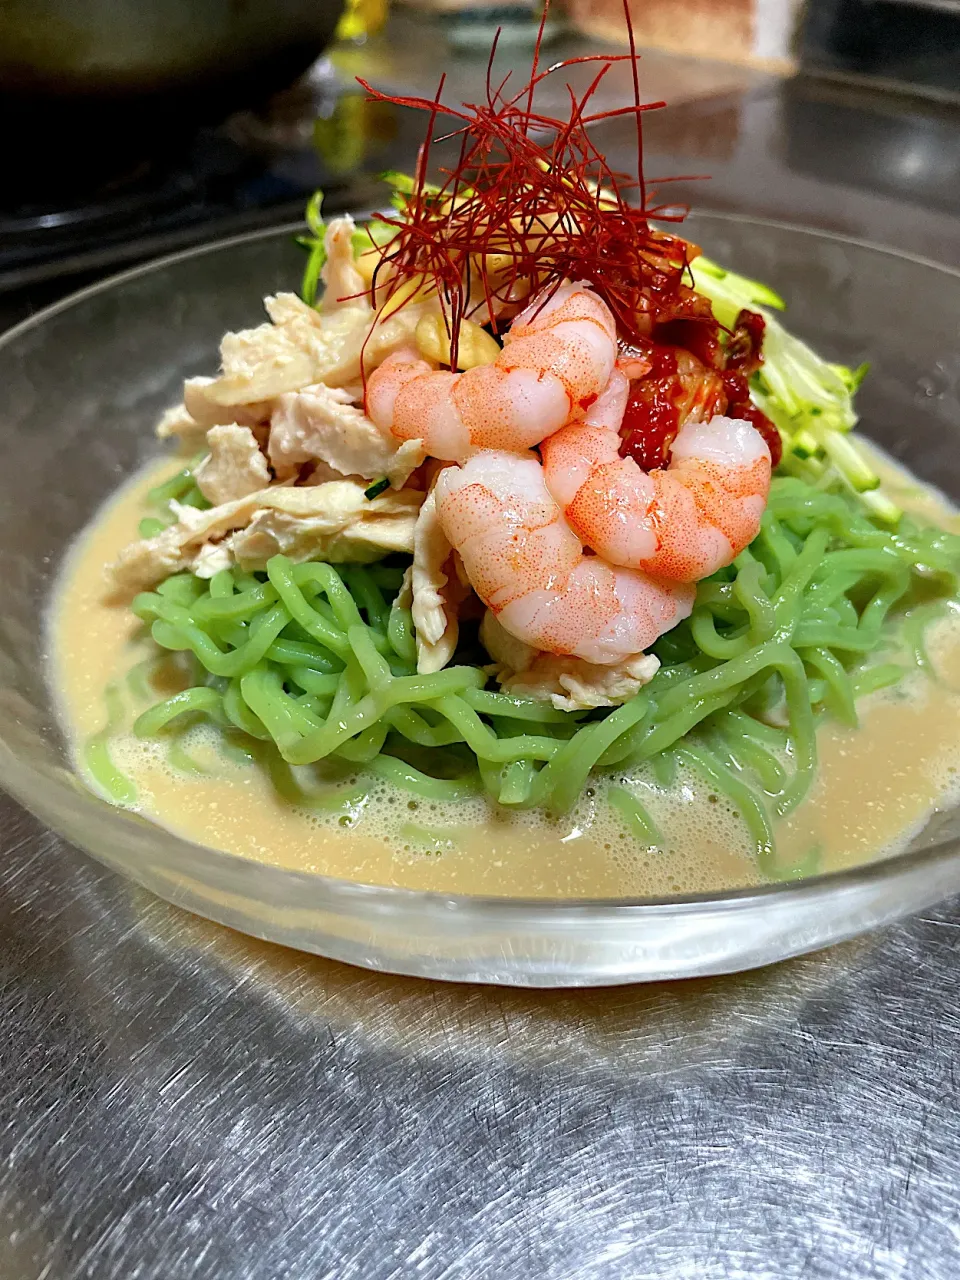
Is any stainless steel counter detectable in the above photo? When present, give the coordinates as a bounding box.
[4,799,960,1278]
[3,33,960,1278]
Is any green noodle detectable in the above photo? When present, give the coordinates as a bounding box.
[166,739,211,776]
[145,453,210,519]
[87,469,960,874]
[608,785,662,848]
[84,683,138,806]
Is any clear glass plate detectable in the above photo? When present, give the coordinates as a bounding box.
[2,215,958,987]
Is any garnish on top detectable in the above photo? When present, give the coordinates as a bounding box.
[304,0,891,516]
[342,3,787,470]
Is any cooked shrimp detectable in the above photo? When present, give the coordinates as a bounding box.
[365,282,617,461]
[541,385,772,581]
[433,451,694,665]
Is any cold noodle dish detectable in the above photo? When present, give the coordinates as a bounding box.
[50,35,960,899]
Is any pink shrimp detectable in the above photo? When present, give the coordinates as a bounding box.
[433,451,694,665]
[365,282,617,461]
[541,369,772,583]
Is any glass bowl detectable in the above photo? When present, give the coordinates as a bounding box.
[1,215,959,987]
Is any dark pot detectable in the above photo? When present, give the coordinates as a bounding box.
[1,0,344,199]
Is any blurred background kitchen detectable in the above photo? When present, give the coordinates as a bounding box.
[1,0,957,322]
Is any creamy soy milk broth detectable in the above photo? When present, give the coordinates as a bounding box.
[49,456,960,900]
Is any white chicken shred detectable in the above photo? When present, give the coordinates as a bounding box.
[321,216,366,311]
[155,403,207,445]
[269,383,425,488]
[403,488,465,674]
[480,611,660,711]
[182,377,273,429]
[110,481,423,592]
[182,290,433,412]
[122,267,442,602]
[208,293,374,403]
[126,260,470,669]
[155,379,272,446]
[194,425,271,505]
[227,483,421,570]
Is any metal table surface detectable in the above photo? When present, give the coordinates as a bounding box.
[2,51,960,1280]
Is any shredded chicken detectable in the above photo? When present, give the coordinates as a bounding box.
[204,294,373,403]
[196,291,434,409]
[228,483,420,571]
[129,246,465,626]
[154,264,437,456]
[155,402,207,445]
[194,425,271,505]
[299,460,353,486]
[321,216,366,311]
[182,377,272,429]
[402,488,469,674]
[481,612,536,673]
[269,383,425,488]
[154,377,273,449]
[480,611,660,711]
[110,481,423,592]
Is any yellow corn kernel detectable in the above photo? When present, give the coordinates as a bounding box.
[415,315,501,370]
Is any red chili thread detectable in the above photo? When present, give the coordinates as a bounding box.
[355,0,708,367]
[354,0,780,465]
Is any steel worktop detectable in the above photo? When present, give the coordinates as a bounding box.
[2,35,960,1279]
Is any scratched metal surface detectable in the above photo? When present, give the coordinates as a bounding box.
[2,792,959,1280]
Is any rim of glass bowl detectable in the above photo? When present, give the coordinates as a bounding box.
[5,211,959,922]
